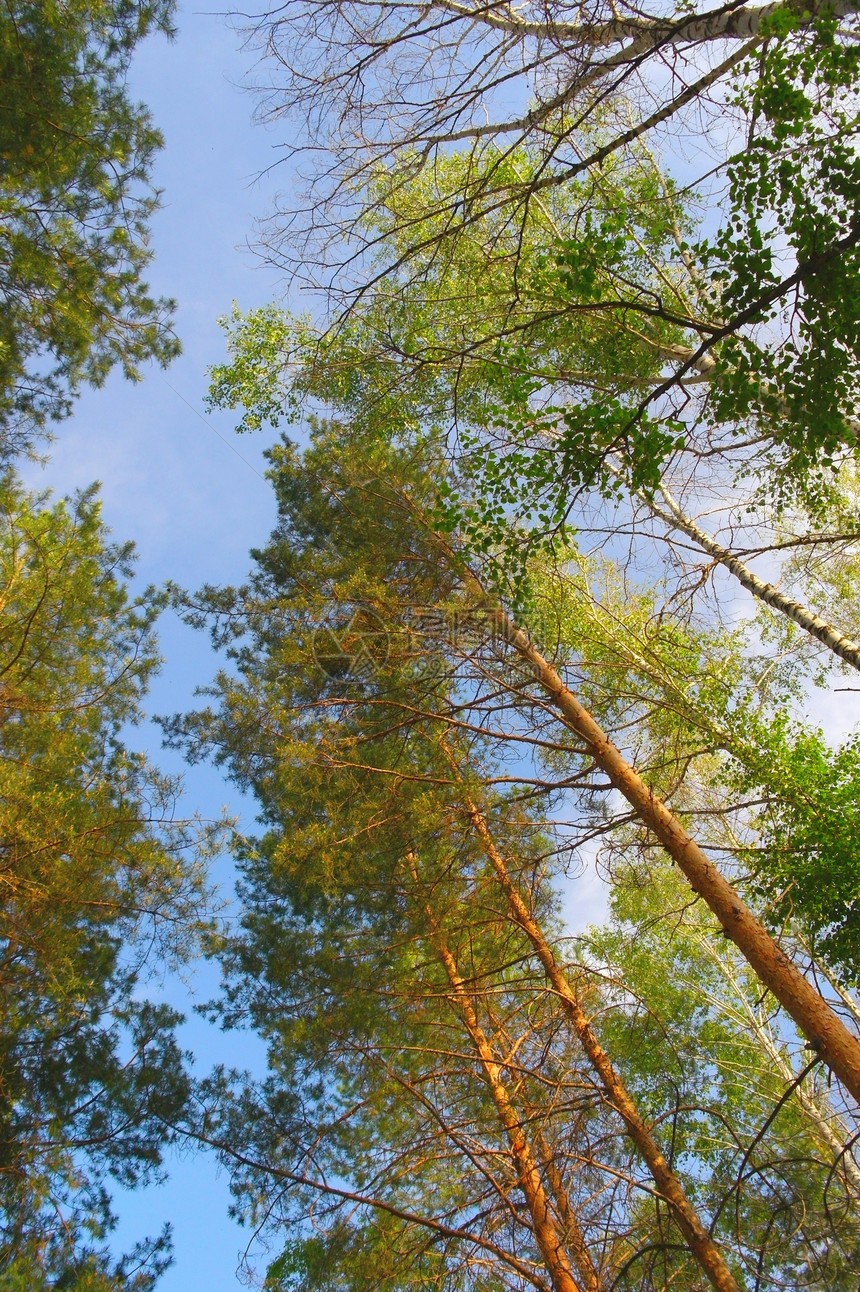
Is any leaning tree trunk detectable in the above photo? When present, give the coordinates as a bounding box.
[643,474,860,673]
[407,851,597,1292]
[439,763,743,1292]
[483,606,860,1107]
[535,1132,607,1292]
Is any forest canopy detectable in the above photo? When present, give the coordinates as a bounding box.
[7,0,860,1289]
[182,2,860,1280]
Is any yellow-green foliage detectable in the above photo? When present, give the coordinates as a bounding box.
[0,474,213,1287]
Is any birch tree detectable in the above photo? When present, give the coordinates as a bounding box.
[231,0,860,482]
[585,860,860,1289]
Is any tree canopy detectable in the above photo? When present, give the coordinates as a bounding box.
[0,473,214,1288]
[0,0,180,457]
[167,416,860,1289]
[168,2,860,1281]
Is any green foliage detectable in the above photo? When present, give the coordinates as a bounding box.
[537,546,860,996]
[264,1222,462,1292]
[0,474,214,1285]
[705,18,860,503]
[206,151,701,602]
[0,0,180,455]
[196,12,860,1284]
[208,306,860,1003]
[2,1220,173,1291]
[725,720,860,986]
[169,417,860,1287]
[586,861,860,1289]
[210,18,860,540]
[170,429,637,1286]
[207,303,308,434]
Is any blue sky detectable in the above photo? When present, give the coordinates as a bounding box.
[23,6,294,1285]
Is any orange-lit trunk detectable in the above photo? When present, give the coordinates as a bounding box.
[408,853,593,1292]
[494,612,860,1108]
[439,749,741,1292]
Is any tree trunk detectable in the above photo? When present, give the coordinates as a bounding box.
[408,852,593,1292]
[648,477,860,673]
[692,930,860,1201]
[535,1132,606,1292]
[492,609,860,1107]
[444,777,742,1292]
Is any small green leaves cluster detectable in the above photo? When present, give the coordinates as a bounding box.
[725,719,860,985]
[207,303,312,433]
[704,16,860,498]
